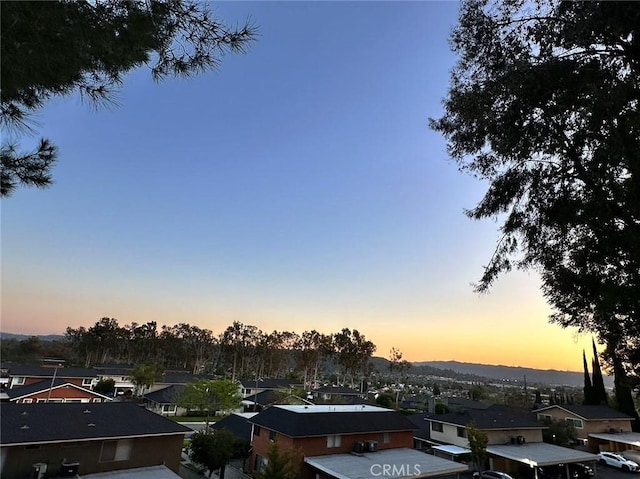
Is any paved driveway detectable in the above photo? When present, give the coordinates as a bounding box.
[596,463,640,479]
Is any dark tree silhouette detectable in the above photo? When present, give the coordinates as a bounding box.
[1,0,256,196]
[431,0,640,428]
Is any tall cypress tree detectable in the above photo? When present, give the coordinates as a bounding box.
[583,350,595,405]
[592,339,608,405]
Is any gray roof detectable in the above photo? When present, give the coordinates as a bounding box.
[486,442,598,467]
[1,402,191,445]
[80,465,181,478]
[249,404,417,437]
[537,405,633,420]
[588,432,640,447]
[242,389,281,407]
[144,385,184,405]
[305,448,468,479]
[428,405,542,430]
[212,412,257,443]
[8,364,98,378]
[408,413,432,441]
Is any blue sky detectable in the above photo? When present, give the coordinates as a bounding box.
[2,1,594,370]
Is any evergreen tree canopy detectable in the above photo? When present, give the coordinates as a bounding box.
[431,0,640,428]
[0,0,256,196]
[189,429,237,479]
[258,440,302,479]
[582,349,595,405]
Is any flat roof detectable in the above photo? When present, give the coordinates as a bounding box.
[275,404,390,413]
[305,448,469,479]
[432,445,471,455]
[81,465,181,478]
[588,432,640,447]
[486,443,598,467]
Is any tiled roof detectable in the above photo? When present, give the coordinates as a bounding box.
[249,405,417,437]
[144,385,184,404]
[8,364,98,378]
[1,402,191,445]
[538,404,633,420]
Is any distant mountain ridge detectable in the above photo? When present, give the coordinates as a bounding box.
[414,360,614,388]
[0,332,65,342]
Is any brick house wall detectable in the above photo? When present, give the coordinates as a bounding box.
[250,427,414,479]
[1,434,184,478]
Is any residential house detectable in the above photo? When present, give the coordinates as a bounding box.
[0,402,191,478]
[242,389,314,412]
[248,404,468,479]
[151,371,219,393]
[93,364,136,396]
[239,378,303,398]
[534,404,636,452]
[7,379,112,404]
[6,364,98,390]
[143,385,185,416]
[420,405,598,477]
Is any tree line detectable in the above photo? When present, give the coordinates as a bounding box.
[60,318,376,388]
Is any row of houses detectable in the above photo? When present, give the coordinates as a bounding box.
[5,399,638,479]
[3,363,640,479]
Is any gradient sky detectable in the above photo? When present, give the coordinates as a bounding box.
[2,1,597,371]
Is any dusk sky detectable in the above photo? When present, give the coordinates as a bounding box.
[2,1,596,371]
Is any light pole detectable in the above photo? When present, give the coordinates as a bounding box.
[46,364,62,403]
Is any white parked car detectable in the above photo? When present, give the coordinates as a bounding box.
[598,452,640,472]
[621,450,640,465]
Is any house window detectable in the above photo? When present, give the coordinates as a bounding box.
[457,427,467,438]
[92,398,102,403]
[100,439,132,462]
[269,430,277,442]
[566,418,583,429]
[431,422,444,433]
[82,378,93,386]
[22,398,33,404]
[14,377,25,385]
[326,435,342,448]
[255,454,268,473]
[37,399,47,403]
[380,432,390,443]
[253,426,261,436]
[162,404,176,413]
[538,414,552,422]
